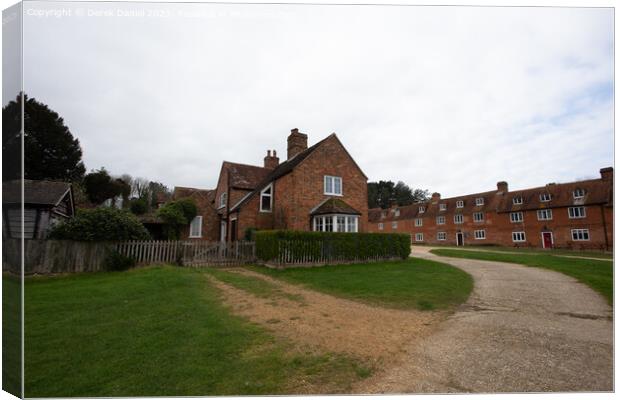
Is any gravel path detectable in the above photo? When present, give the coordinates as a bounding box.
[357,247,613,393]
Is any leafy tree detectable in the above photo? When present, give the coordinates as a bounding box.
[368,180,429,208]
[83,168,131,205]
[2,93,85,181]
[156,198,198,239]
[48,207,150,241]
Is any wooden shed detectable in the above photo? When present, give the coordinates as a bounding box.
[3,180,75,239]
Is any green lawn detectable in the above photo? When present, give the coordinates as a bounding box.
[421,245,613,259]
[249,258,473,311]
[3,274,22,397]
[23,266,370,397]
[431,249,613,305]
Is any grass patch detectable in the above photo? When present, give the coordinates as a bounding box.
[249,258,473,311]
[431,249,613,305]
[24,266,369,397]
[428,245,613,260]
[206,269,305,303]
[3,274,22,397]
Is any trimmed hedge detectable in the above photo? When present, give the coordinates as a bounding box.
[255,230,411,264]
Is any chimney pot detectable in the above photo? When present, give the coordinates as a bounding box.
[264,148,279,169]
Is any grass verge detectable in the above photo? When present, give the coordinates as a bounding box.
[249,258,473,311]
[431,249,613,305]
[24,266,369,397]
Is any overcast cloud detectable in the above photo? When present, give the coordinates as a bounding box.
[20,2,613,197]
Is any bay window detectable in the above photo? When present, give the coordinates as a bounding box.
[312,214,359,232]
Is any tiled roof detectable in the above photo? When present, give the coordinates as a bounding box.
[223,162,271,190]
[3,179,71,206]
[310,198,361,216]
[496,179,612,213]
[173,186,215,202]
[229,135,333,212]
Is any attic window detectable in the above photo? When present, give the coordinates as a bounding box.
[419,206,425,214]
[475,197,484,206]
[439,203,447,211]
[324,176,343,196]
[539,193,551,202]
[456,200,464,208]
[219,193,227,209]
[260,184,273,212]
[512,196,523,205]
[573,188,585,199]
[381,211,387,218]
[394,208,400,217]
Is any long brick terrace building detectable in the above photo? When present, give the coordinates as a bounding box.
[368,168,613,250]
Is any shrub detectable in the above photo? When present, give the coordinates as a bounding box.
[129,198,148,215]
[103,250,136,271]
[49,207,151,241]
[255,230,411,264]
[156,198,198,239]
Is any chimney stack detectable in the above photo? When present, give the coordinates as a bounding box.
[287,128,308,160]
[600,167,613,182]
[264,149,279,169]
[497,181,508,193]
[431,192,441,203]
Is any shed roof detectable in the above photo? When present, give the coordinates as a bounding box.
[3,180,72,206]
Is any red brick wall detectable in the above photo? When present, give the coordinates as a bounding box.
[369,201,613,250]
[176,193,219,241]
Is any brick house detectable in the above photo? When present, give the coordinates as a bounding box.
[368,167,613,250]
[182,129,368,241]
[170,186,220,241]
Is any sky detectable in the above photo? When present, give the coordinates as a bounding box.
[16,2,614,197]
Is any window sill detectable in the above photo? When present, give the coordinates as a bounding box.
[259,210,273,213]
[189,236,202,239]
[324,193,343,197]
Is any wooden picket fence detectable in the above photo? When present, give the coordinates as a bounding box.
[115,240,256,267]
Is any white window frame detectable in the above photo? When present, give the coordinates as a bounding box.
[313,214,358,232]
[392,221,398,229]
[474,229,486,240]
[259,184,273,213]
[475,197,484,206]
[456,200,464,208]
[415,218,423,227]
[568,206,586,219]
[439,203,447,211]
[512,231,526,242]
[510,212,524,223]
[571,229,590,241]
[394,208,400,217]
[512,196,523,205]
[573,188,585,199]
[189,216,203,238]
[419,206,426,214]
[537,209,553,221]
[378,223,384,231]
[540,193,551,202]
[436,216,445,225]
[219,192,227,209]
[437,232,447,241]
[415,233,424,242]
[454,214,464,224]
[324,175,343,196]
[473,212,484,222]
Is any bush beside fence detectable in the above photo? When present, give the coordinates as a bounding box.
[255,231,411,267]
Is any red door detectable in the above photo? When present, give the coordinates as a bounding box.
[542,232,553,249]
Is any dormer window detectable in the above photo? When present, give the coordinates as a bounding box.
[456,200,464,208]
[475,197,484,206]
[439,203,447,211]
[324,175,343,196]
[381,211,387,219]
[394,208,400,217]
[539,193,551,202]
[573,188,585,199]
[260,184,273,212]
[419,206,425,214]
[512,196,523,205]
[219,192,227,209]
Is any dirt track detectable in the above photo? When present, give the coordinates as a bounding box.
[357,247,613,393]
